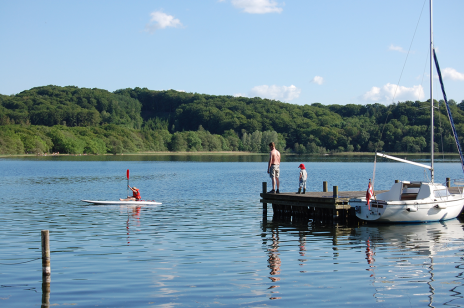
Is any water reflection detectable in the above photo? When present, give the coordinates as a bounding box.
[263,217,464,306]
[352,219,464,306]
[41,277,50,308]
[298,231,307,269]
[122,205,142,245]
[267,229,282,300]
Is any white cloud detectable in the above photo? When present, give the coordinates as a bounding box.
[249,85,301,102]
[231,0,283,14]
[145,11,183,34]
[311,76,324,85]
[361,83,424,103]
[389,44,406,53]
[441,67,464,81]
[234,93,248,97]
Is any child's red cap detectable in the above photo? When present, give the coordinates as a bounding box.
[298,164,305,169]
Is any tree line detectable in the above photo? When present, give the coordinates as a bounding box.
[1,85,463,155]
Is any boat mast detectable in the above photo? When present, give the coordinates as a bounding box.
[430,0,434,182]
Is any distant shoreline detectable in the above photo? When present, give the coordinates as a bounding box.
[0,151,460,158]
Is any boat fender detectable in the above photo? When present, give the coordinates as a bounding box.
[434,204,447,209]
[406,206,418,212]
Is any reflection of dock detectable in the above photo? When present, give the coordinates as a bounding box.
[260,182,463,223]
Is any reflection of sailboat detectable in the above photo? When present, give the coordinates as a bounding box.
[351,0,464,223]
[351,218,464,306]
[354,220,464,256]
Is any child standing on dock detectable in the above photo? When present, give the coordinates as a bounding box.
[297,164,307,194]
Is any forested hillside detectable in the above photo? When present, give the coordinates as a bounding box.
[1,85,463,155]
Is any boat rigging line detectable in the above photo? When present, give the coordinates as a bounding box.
[372,0,431,190]
[374,0,428,154]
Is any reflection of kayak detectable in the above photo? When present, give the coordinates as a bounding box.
[82,200,162,205]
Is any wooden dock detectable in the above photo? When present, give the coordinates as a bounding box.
[260,182,463,223]
[261,190,378,209]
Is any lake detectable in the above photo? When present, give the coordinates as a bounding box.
[2,154,464,307]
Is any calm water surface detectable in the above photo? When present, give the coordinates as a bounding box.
[1,155,464,307]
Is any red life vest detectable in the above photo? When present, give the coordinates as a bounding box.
[132,189,141,200]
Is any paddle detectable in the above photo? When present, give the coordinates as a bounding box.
[126,169,130,198]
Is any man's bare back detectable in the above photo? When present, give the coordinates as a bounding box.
[267,142,281,193]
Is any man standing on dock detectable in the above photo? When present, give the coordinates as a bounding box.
[267,142,281,193]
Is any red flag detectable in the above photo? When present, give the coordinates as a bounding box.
[126,169,130,179]
[366,181,374,210]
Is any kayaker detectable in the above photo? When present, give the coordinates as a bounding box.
[120,185,141,201]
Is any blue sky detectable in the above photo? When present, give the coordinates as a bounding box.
[1,0,463,106]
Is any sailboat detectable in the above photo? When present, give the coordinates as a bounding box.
[350,0,464,223]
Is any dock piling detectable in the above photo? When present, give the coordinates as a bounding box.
[323,181,328,192]
[262,182,268,217]
[333,186,338,198]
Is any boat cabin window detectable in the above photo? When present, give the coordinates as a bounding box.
[434,189,449,198]
[400,183,420,200]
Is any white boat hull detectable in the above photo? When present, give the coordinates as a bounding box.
[351,181,464,223]
[351,198,464,223]
[82,200,162,205]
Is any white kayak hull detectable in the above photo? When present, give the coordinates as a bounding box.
[82,200,162,205]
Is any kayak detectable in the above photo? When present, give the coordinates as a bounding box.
[81,200,162,205]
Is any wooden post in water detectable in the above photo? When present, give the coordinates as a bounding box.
[41,230,50,308]
[395,180,399,183]
[446,178,450,188]
[262,182,267,216]
[333,186,338,198]
[323,181,328,192]
[41,230,50,276]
